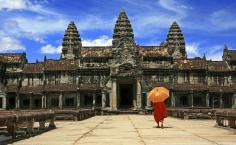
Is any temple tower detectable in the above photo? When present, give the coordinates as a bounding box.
[111,10,138,65]
[61,21,82,59]
[112,9,135,47]
[166,21,186,59]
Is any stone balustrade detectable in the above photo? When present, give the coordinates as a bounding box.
[54,109,95,121]
[0,110,55,140]
[215,110,236,129]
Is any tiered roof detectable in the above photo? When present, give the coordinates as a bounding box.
[139,46,170,57]
[81,47,112,57]
[207,61,230,72]
[112,10,134,46]
[0,53,26,64]
[44,59,79,71]
[22,63,44,73]
[173,59,207,70]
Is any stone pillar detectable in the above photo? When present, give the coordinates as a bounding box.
[206,92,210,107]
[92,92,96,109]
[2,96,6,109]
[27,118,34,134]
[232,93,236,106]
[136,80,142,110]
[44,94,47,109]
[220,89,223,108]
[102,91,106,108]
[111,78,117,110]
[59,92,63,109]
[171,90,175,107]
[39,121,46,130]
[15,94,19,109]
[76,92,80,109]
[191,89,194,108]
[146,92,151,109]
[41,95,44,109]
[109,91,112,108]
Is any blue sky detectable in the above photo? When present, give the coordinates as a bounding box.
[0,0,236,62]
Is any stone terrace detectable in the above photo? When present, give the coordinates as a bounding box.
[12,115,236,145]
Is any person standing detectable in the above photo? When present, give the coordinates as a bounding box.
[153,102,168,128]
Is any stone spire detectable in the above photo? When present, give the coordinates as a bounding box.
[166,21,186,59]
[112,9,134,47]
[61,21,82,59]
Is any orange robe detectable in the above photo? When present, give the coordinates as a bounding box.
[153,102,168,122]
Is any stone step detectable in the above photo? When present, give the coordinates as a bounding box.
[119,109,138,114]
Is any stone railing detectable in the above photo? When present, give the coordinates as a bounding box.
[0,110,55,140]
[215,110,236,129]
[54,109,95,121]
[167,108,215,119]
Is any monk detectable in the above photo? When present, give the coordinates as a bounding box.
[153,102,168,128]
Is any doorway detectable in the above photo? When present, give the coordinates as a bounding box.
[119,84,133,109]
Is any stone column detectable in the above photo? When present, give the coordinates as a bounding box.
[44,94,47,109]
[2,96,6,109]
[191,89,194,108]
[171,91,175,107]
[102,91,106,108]
[220,89,223,108]
[109,91,112,108]
[146,92,151,109]
[92,92,96,109]
[111,78,117,110]
[206,92,210,107]
[15,94,19,109]
[136,80,142,110]
[59,92,63,109]
[232,93,236,106]
[76,92,80,109]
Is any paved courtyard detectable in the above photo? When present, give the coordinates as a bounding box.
[12,115,236,145]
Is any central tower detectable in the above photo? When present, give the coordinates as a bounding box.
[111,10,138,66]
[112,9,135,47]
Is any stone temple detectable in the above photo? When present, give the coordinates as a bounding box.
[0,10,235,113]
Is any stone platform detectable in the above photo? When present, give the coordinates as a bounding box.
[11,115,236,145]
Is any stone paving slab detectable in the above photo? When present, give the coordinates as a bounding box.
[12,115,236,145]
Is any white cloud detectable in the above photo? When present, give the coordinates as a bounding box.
[40,44,62,54]
[2,19,46,43]
[209,10,236,31]
[77,16,114,31]
[11,17,68,35]
[205,45,223,61]
[158,0,187,17]
[186,42,224,61]
[0,0,27,10]
[82,35,112,46]
[186,43,200,58]
[207,51,223,61]
[0,36,26,52]
[0,0,58,16]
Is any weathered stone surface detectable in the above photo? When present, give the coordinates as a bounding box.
[12,115,236,145]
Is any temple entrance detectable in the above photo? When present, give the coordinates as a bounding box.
[119,84,134,109]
